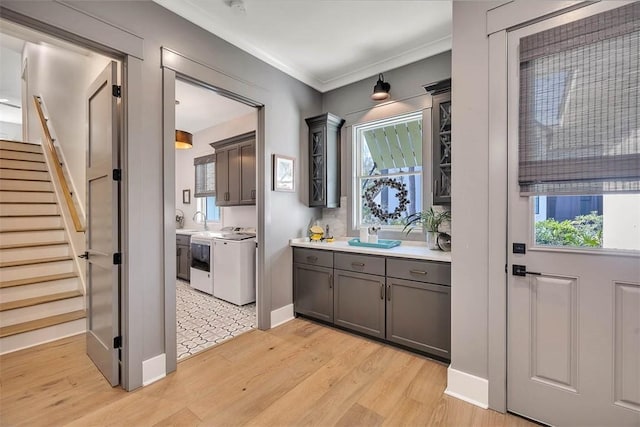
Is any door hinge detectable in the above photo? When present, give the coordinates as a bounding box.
[113,252,122,265]
[113,336,122,349]
[113,169,122,181]
[112,85,121,98]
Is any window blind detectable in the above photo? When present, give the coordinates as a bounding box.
[362,119,422,171]
[194,154,216,198]
[518,3,640,195]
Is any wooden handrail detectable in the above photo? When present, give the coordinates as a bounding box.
[33,96,85,232]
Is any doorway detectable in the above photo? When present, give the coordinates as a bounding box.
[173,77,258,360]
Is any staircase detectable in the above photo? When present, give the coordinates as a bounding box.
[0,140,85,354]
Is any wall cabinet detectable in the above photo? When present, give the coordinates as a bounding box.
[176,234,191,281]
[425,79,452,205]
[293,247,451,360]
[305,113,344,208]
[210,131,256,207]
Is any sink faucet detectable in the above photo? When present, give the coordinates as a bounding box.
[193,211,208,230]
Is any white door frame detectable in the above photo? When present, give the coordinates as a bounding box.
[486,0,637,412]
[160,47,268,375]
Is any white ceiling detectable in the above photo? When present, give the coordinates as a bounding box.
[175,79,255,134]
[154,0,452,92]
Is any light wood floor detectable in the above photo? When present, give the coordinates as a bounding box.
[0,318,534,426]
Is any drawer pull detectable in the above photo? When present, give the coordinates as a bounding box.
[410,269,428,275]
[380,283,384,300]
[387,285,391,301]
[307,256,318,262]
[351,262,365,267]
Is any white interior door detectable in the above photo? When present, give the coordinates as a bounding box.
[85,61,120,386]
[506,4,640,426]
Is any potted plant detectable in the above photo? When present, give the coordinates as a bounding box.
[403,207,451,250]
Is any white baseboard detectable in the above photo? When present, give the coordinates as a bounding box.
[270,304,294,328]
[444,366,489,409]
[142,353,166,386]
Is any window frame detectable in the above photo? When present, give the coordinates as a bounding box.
[345,99,433,241]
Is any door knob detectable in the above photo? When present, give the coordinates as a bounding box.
[512,264,541,277]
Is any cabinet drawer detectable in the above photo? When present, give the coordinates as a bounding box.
[387,258,450,286]
[293,248,333,268]
[176,234,190,246]
[334,252,385,276]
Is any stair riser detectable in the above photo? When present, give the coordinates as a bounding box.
[0,216,63,231]
[0,141,43,154]
[0,229,66,245]
[0,180,52,192]
[0,260,74,282]
[0,296,84,326]
[0,191,56,203]
[0,169,50,181]
[1,204,59,216]
[0,159,47,171]
[0,245,71,263]
[0,318,84,355]
[0,278,80,302]
[0,150,44,162]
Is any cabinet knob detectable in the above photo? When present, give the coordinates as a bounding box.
[307,255,318,263]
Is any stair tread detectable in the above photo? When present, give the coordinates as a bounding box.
[0,214,60,218]
[0,310,85,338]
[0,201,57,204]
[0,140,43,152]
[0,241,68,250]
[0,290,83,312]
[0,255,72,268]
[0,272,78,289]
[0,189,54,193]
[0,227,64,233]
[0,177,51,182]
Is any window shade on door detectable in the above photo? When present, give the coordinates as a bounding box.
[518,3,640,195]
[194,154,216,197]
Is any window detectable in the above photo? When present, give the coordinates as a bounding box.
[353,112,423,229]
[196,196,221,223]
[194,153,220,223]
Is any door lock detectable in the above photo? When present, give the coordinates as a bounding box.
[512,264,541,277]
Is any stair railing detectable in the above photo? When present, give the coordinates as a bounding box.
[33,95,85,232]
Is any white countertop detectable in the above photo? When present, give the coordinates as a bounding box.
[290,237,451,263]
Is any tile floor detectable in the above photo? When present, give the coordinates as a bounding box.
[176,280,255,360]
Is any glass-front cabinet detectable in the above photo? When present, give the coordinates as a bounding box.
[425,78,452,205]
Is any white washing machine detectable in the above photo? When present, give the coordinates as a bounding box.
[213,232,256,305]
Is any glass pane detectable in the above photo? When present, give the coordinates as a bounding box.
[533,194,640,250]
[360,174,422,226]
[206,196,220,222]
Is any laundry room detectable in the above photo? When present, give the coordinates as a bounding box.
[173,78,258,360]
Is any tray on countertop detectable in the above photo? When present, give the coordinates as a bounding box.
[347,238,401,249]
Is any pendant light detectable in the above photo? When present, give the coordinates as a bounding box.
[175,130,193,149]
[371,73,391,101]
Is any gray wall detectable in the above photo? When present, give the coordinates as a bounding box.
[1,0,321,386]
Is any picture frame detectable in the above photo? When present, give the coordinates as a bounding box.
[182,189,191,204]
[272,154,295,192]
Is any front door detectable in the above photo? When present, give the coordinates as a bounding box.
[85,61,120,386]
[506,4,640,426]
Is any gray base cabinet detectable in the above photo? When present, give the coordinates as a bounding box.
[176,234,191,281]
[334,270,385,339]
[293,247,451,361]
[386,278,450,358]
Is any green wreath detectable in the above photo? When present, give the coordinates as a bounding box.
[362,178,410,222]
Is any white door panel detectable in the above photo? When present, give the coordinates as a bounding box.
[85,61,120,387]
[506,4,640,426]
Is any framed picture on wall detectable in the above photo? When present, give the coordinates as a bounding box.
[272,154,295,192]
[182,189,191,204]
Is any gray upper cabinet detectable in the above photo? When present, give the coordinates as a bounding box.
[211,131,256,206]
[425,79,452,205]
[305,113,344,208]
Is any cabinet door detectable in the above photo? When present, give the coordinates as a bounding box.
[432,91,452,204]
[308,124,326,207]
[239,141,256,205]
[334,270,385,339]
[215,149,230,206]
[227,146,241,205]
[386,277,450,360]
[293,263,333,322]
[177,245,190,281]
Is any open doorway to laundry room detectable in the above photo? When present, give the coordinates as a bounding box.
[173,77,258,360]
